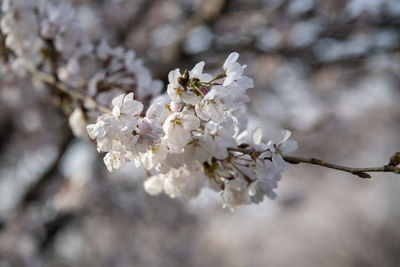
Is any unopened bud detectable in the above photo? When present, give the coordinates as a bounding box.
[198,86,209,96]
[170,101,181,112]
[138,120,152,134]
[389,152,400,166]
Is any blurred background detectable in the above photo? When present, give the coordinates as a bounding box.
[1,0,400,266]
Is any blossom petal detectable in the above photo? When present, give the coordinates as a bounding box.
[144,175,164,196]
[111,93,124,107]
[223,52,239,69]
[190,61,205,77]
[275,130,291,144]
[252,127,263,145]
[281,140,298,154]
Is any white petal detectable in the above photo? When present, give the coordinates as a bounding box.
[223,76,235,87]
[190,61,205,77]
[144,175,164,196]
[124,92,134,102]
[111,94,125,107]
[237,76,254,89]
[248,181,258,196]
[272,153,289,170]
[182,113,200,130]
[123,99,143,116]
[103,152,122,172]
[195,102,210,121]
[281,140,298,154]
[275,130,291,144]
[86,124,96,139]
[182,91,200,105]
[252,127,263,145]
[164,178,179,198]
[168,68,181,84]
[112,106,121,117]
[223,52,239,69]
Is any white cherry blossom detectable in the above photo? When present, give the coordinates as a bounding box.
[189,61,213,82]
[85,52,297,206]
[112,93,143,130]
[144,166,205,200]
[167,69,184,103]
[68,107,87,138]
[222,177,251,210]
[103,151,126,172]
[263,130,298,170]
[163,111,200,153]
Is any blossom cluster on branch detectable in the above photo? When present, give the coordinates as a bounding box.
[87,53,298,209]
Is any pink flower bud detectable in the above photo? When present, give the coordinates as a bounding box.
[170,101,181,112]
[138,120,153,134]
[199,86,209,96]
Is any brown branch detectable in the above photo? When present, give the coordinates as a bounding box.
[228,147,400,178]
[282,155,400,179]
[26,66,112,114]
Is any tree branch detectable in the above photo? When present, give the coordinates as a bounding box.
[282,155,400,179]
[228,147,400,178]
[26,66,112,114]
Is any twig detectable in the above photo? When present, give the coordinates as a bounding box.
[26,66,112,114]
[228,147,400,178]
[282,155,400,178]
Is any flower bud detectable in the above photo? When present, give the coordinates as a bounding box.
[169,100,181,112]
[137,120,153,135]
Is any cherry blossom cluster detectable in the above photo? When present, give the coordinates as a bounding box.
[87,53,298,209]
[0,0,161,110]
[0,0,298,209]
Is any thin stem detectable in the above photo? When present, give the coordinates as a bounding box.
[207,73,226,83]
[26,65,112,114]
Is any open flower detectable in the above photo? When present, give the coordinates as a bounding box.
[163,111,200,153]
[112,93,143,130]
[144,166,205,200]
[264,130,298,170]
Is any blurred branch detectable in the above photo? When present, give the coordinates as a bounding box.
[117,0,156,44]
[40,212,74,251]
[154,0,229,78]
[26,66,112,114]
[0,118,14,155]
[19,129,74,208]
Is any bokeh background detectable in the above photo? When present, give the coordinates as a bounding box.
[1,0,400,266]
